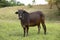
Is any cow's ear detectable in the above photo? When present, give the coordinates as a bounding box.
[15,12,18,14]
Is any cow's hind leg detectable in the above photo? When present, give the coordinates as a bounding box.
[41,21,46,35]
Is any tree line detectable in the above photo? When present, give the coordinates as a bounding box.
[0,0,60,11]
[0,0,24,7]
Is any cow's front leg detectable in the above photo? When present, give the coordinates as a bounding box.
[23,27,26,37]
[26,26,29,36]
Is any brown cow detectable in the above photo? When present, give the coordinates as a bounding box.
[15,10,46,37]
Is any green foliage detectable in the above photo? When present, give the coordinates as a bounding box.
[28,4,32,8]
[17,2,25,6]
[32,0,35,5]
[32,0,35,3]
[16,1,20,6]
[0,0,11,7]
[0,0,25,7]
[10,0,17,6]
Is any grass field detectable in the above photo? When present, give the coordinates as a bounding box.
[0,20,60,40]
[0,5,60,40]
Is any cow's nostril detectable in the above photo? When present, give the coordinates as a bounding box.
[19,16,22,18]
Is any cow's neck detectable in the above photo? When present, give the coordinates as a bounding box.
[20,14,30,25]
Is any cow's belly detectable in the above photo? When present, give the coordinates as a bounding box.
[29,19,40,26]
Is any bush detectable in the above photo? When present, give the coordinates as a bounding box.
[0,1,10,7]
[28,4,32,8]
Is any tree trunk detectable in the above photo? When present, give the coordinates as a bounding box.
[55,2,60,10]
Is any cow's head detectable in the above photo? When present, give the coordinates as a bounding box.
[15,10,29,19]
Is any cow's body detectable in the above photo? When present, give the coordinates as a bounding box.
[15,10,46,37]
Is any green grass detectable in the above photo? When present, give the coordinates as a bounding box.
[0,5,60,40]
[0,20,60,40]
